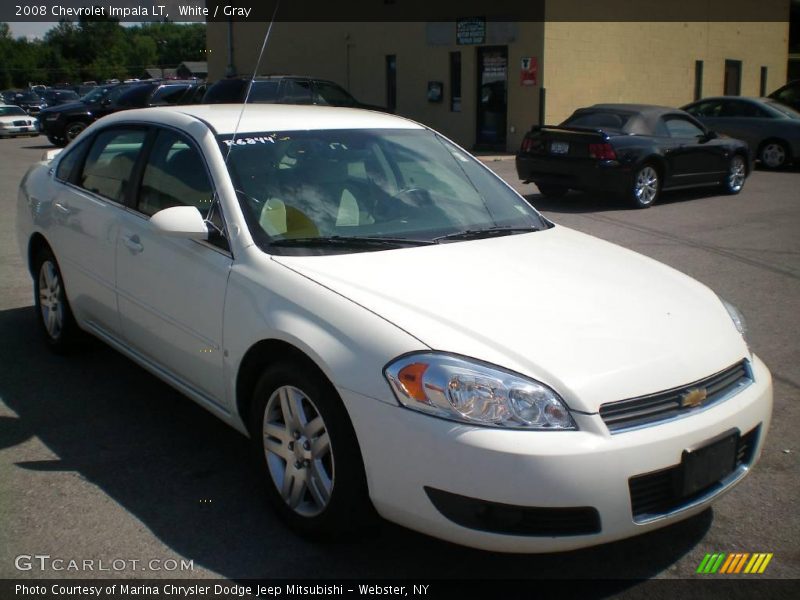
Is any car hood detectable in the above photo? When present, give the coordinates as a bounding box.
[272,226,748,412]
[40,101,89,115]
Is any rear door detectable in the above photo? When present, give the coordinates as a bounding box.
[48,127,148,336]
[115,126,232,406]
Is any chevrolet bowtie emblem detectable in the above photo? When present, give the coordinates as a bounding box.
[681,387,708,409]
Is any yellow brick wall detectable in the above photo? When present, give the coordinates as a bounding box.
[543,21,789,125]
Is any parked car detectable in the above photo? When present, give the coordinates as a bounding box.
[16,104,771,552]
[0,104,39,137]
[7,90,46,116]
[768,79,800,112]
[203,75,384,110]
[41,89,80,107]
[516,104,750,208]
[38,80,205,146]
[682,96,800,170]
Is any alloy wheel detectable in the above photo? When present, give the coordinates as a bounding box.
[760,143,786,169]
[262,385,334,517]
[728,156,746,192]
[38,260,64,340]
[634,166,659,206]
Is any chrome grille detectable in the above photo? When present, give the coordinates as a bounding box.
[600,360,751,433]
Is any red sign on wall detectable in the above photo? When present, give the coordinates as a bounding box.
[520,57,538,86]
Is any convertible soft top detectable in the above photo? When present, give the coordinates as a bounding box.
[565,103,687,136]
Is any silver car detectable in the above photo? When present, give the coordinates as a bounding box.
[682,96,800,170]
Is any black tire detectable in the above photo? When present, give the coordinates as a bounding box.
[721,154,747,195]
[629,164,660,208]
[535,183,569,198]
[64,121,88,143]
[33,246,81,353]
[758,140,790,170]
[249,361,373,539]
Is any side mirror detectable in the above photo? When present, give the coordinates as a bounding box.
[150,206,208,239]
[703,130,718,141]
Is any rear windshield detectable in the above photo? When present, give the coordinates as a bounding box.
[563,111,631,131]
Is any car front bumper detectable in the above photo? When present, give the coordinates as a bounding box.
[342,355,772,553]
[0,124,38,136]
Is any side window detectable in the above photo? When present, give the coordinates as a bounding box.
[149,85,190,106]
[280,79,313,104]
[312,81,356,107]
[249,80,280,102]
[55,138,90,182]
[138,129,214,217]
[685,101,723,118]
[79,129,147,203]
[664,118,705,138]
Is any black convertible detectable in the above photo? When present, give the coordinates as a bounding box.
[516,104,751,208]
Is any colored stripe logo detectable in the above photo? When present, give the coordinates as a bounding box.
[696,552,773,574]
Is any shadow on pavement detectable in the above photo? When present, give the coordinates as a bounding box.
[0,305,712,585]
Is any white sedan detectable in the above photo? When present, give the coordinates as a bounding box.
[0,104,39,138]
[16,105,772,552]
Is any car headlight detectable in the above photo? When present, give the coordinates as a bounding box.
[721,299,747,338]
[384,353,577,430]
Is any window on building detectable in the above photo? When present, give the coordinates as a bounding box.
[760,67,768,97]
[724,60,742,96]
[450,51,462,112]
[386,55,397,113]
[694,60,704,101]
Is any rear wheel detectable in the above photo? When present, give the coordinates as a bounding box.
[758,140,790,170]
[629,164,660,208]
[536,183,569,198]
[33,247,80,353]
[722,154,747,195]
[249,361,373,538]
[47,135,66,147]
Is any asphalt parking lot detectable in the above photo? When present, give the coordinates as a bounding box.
[0,134,798,587]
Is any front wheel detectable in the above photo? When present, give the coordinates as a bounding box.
[722,155,747,195]
[250,362,373,539]
[629,165,660,208]
[33,247,80,353]
[64,121,87,143]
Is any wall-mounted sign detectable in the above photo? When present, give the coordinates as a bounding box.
[427,81,443,103]
[521,56,538,86]
[456,18,486,45]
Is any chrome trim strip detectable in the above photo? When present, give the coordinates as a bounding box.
[632,464,750,525]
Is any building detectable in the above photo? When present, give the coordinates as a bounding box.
[206,2,789,152]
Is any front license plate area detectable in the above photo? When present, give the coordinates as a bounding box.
[681,432,738,496]
[550,141,569,154]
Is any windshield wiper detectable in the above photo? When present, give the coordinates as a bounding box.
[432,226,540,243]
[269,235,435,248]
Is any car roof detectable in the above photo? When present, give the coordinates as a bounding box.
[571,103,691,135]
[588,103,681,116]
[688,96,768,103]
[98,104,424,134]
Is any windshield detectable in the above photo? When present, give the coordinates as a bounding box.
[81,86,114,103]
[17,92,41,103]
[0,106,27,116]
[220,129,549,255]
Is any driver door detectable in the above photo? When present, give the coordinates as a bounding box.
[115,127,232,406]
[661,116,727,186]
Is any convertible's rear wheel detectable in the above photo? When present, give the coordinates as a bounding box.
[722,155,747,195]
[250,361,373,538]
[34,247,80,352]
[630,165,660,208]
[758,140,789,170]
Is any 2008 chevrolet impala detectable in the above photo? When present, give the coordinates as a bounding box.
[16,105,772,552]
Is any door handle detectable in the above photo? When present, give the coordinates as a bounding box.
[53,201,71,215]
[122,234,144,254]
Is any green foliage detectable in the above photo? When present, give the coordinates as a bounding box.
[0,19,206,87]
